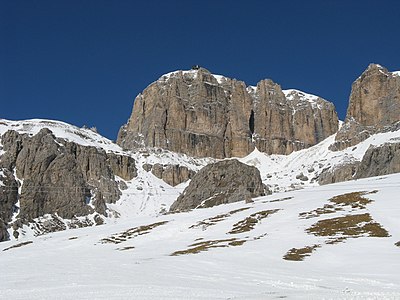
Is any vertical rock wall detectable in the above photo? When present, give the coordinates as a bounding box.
[118,68,338,158]
[331,64,400,151]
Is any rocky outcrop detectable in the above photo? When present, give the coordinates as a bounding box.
[118,68,338,158]
[169,159,265,212]
[143,163,195,186]
[0,128,137,239]
[318,162,360,185]
[332,64,400,151]
[0,218,9,242]
[355,143,400,179]
[318,142,400,185]
[107,153,137,180]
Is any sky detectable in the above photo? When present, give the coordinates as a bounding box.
[1,0,400,140]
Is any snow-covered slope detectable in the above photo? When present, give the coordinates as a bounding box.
[240,129,400,193]
[0,118,122,153]
[1,173,400,299]
[109,149,213,218]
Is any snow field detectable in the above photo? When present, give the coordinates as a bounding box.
[1,174,400,299]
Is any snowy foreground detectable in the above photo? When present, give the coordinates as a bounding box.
[1,174,400,299]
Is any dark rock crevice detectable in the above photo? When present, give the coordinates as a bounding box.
[249,110,255,135]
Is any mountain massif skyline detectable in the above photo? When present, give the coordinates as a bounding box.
[2,1,400,139]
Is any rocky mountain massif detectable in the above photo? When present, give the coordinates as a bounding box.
[0,121,137,241]
[332,64,400,150]
[117,68,338,158]
[1,63,400,242]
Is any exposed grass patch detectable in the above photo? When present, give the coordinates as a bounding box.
[3,241,33,252]
[325,237,347,245]
[287,209,389,261]
[229,240,246,246]
[253,233,268,240]
[171,238,246,256]
[286,191,385,261]
[229,207,252,214]
[283,244,321,261]
[330,191,376,208]
[266,196,294,203]
[229,209,279,234]
[299,205,341,219]
[100,221,168,244]
[395,241,400,247]
[299,191,378,219]
[306,213,389,239]
[68,236,78,240]
[189,207,250,230]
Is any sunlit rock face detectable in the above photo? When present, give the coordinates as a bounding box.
[331,64,400,151]
[118,68,338,158]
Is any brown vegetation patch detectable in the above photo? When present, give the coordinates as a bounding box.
[171,238,246,256]
[299,205,341,219]
[395,241,400,247]
[330,191,376,208]
[229,209,279,234]
[267,196,294,203]
[253,233,268,240]
[100,221,168,244]
[299,191,377,219]
[229,240,246,246]
[189,207,250,230]
[306,213,389,239]
[68,236,78,240]
[3,241,33,252]
[283,244,321,261]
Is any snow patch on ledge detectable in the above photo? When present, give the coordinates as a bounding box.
[160,70,198,80]
[159,70,228,84]
[283,89,322,109]
[283,89,319,101]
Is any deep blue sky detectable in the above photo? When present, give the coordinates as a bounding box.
[1,0,399,140]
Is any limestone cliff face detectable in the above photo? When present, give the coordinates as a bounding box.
[252,81,338,154]
[332,64,400,150]
[143,163,195,187]
[118,68,338,158]
[0,128,137,240]
[118,68,254,158]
